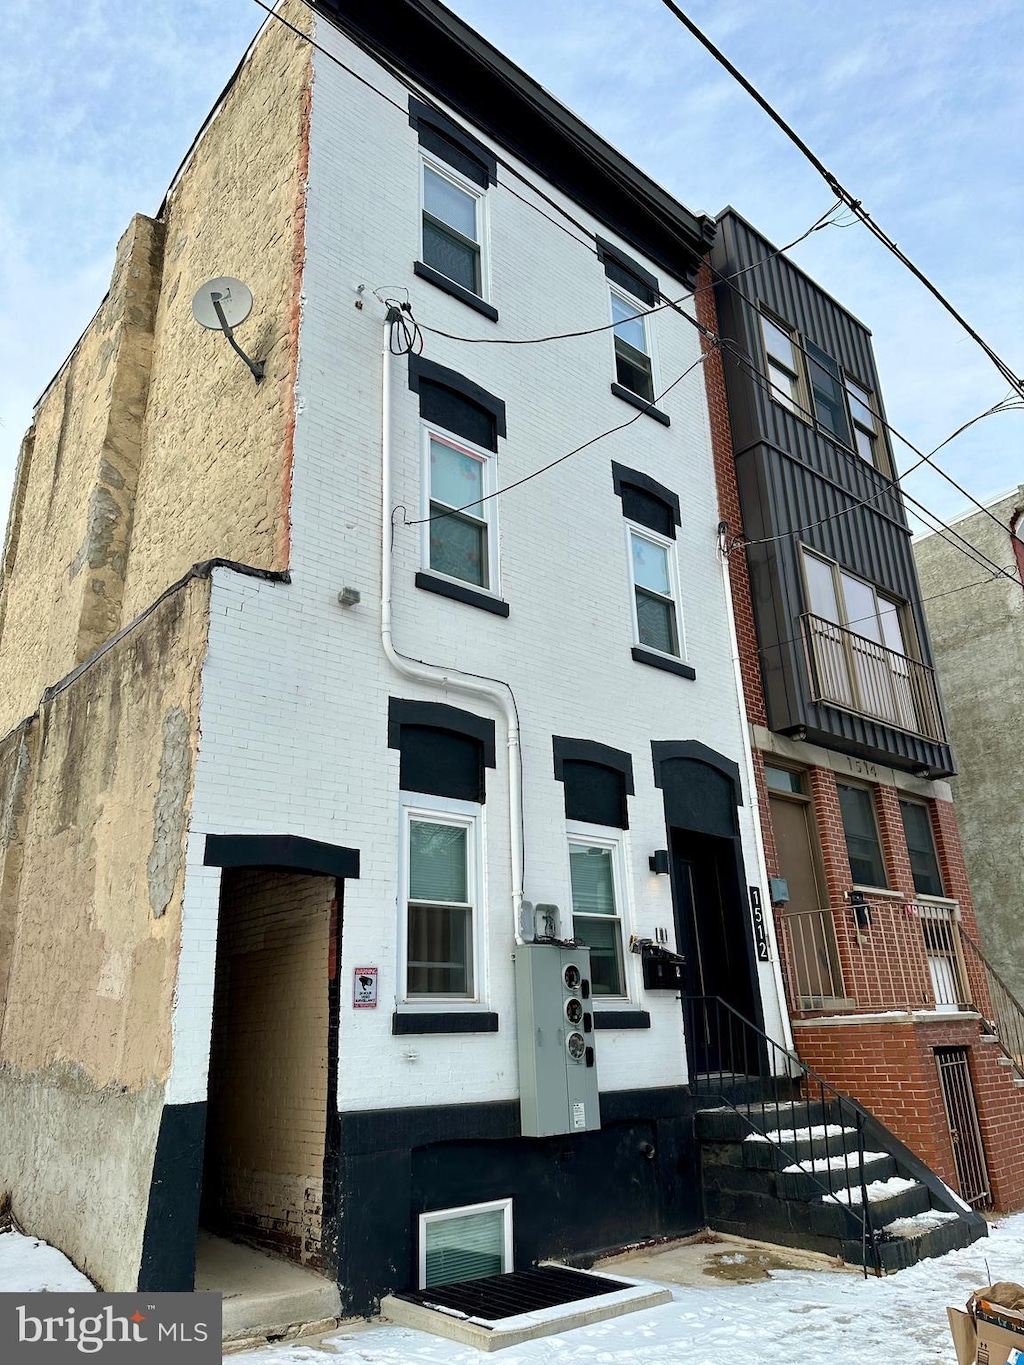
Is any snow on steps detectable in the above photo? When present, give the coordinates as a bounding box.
[695,1101,985,1271]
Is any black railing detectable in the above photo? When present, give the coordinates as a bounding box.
[959,927,1024,1082]
[684,994,883,1275]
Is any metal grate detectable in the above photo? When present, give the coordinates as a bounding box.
[936,1047,991,1209]
[399,1265,628,1321]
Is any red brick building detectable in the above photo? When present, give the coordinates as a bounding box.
[699,215,1024,1212]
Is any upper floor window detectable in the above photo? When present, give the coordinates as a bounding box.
[759,311,889,472]
[760,315,803,414]
[899,799,944,898]
[837,782,887,889]
[410,97,497,319]
[422,160,484,298]
[610,288,654,403]
[597,238,667,419]
[424,430,496,592]
[805,340,852,445]
[844,375,880,467]
[801,547,923,733]
[629,528,680,657]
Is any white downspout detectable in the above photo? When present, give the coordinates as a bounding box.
[718,524,795,1052]
[381,325,525,943]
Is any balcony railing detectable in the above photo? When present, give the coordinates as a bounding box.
[801,612,947,743]
[778,898,971,1017]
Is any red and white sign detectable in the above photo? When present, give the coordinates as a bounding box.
[353,966,378,1009]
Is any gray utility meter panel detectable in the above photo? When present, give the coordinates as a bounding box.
[514,943,601,1137]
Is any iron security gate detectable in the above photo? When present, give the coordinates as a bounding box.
[935,1048,991,1209]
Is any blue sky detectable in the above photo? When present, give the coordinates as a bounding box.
[1,0,1021,545]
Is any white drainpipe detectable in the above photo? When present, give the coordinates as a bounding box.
[380,325,525,943]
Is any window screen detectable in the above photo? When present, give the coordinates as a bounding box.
[424,1206,508,1288]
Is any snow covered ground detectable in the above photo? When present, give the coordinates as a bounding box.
[1,1217,1021,1363]
[0,1231,93,1293]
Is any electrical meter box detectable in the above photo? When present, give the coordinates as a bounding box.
[514,942,601,1137]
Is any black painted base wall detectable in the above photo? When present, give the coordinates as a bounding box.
[332,1087,702,1317]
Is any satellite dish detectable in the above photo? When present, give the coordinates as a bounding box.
[191,276,264,382]
[192,277,254,330]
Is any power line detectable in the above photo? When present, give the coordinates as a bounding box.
[400,344,719,526]
[705,254,1024,551]
[734,562,1020,666]
[420,203,845,348]
[656,0,1024,403]
[716,337,1019,585]
[251,0,1018,585]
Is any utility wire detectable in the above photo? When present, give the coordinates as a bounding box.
[706,255,1024,547]
[421,203,845,347]
[401,345,718,526]
[717,336,1020,585]
[656,0,1024,402]
[732,562,1020,664]
[251,0,1018,584]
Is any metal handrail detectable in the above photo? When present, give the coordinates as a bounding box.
[685,994,882,1275]
[958,927,1024,1081]
[778,899,971,1016]
[801,612,947,742]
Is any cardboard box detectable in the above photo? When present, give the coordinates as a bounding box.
[948,1307,1024,1365]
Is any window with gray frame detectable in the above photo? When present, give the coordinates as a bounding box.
[837,782,888,888]
[899,799,944,897]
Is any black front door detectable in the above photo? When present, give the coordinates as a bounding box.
[671,829,759,1075]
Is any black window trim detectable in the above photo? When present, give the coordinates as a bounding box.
[409,356,506,449]
[415,570,509,616]
[611,462,680,537]
[388,698,497,770]
[409,96,497,186]
[553,737,634,831]
[413,260,499,321]
[597,236,659,306]
[552,737,635,792]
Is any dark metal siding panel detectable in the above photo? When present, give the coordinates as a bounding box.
[712,212,952,772]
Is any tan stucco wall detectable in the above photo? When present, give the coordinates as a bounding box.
[0,576,209,1288]
[0,215,165,737]
[914,490,1024,1000]
[120,4,310,618]
[0,0,310,734]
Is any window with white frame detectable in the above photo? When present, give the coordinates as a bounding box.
[422,159,485,298]
[628,525,680,657]
[401,798,481,1001]
[424,429,496,591]
[419,1199,513,1289]
[568,830,628,998]
[610,286,655,402]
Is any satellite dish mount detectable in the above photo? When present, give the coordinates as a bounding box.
[191,277,264,383]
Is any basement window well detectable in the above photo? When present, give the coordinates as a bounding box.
[419,1199,513,1289]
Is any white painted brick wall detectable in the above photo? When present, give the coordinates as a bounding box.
[168,18,786,1110]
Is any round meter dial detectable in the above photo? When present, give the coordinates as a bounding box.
[566,1032,586,1061]
[565,997,584,1024]
[563,964,582,992]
